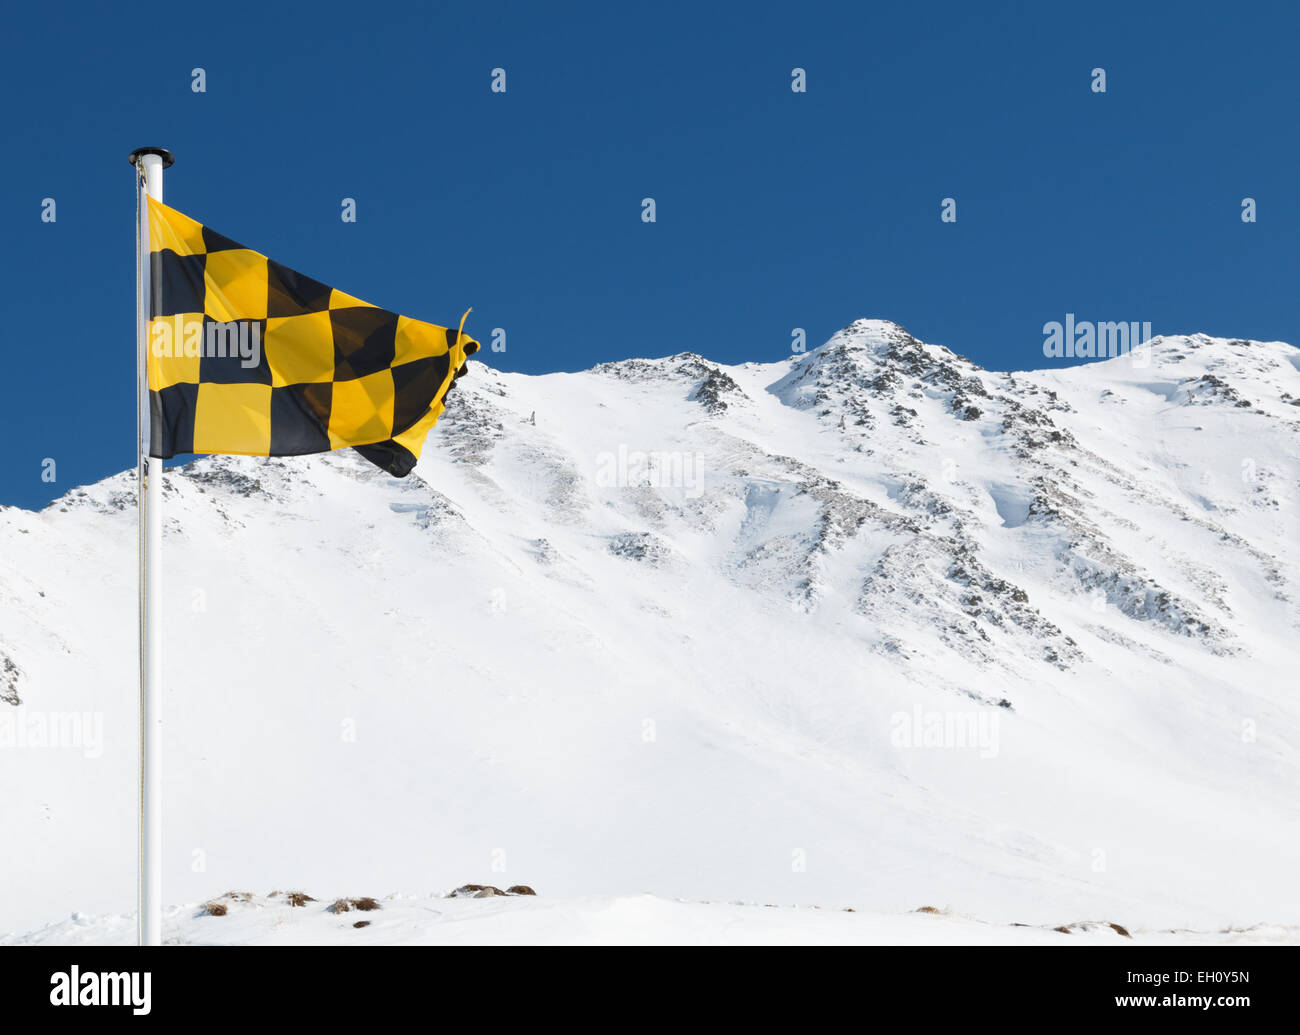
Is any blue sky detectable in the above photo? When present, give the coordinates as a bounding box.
[2,0,1297,508]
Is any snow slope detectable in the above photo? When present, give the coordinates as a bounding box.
[2,320,1298,941]
[9,892,1295,947]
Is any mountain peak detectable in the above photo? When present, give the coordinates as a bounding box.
[836,317,916,342]
[816,319,978,370]
[770,319,986,421]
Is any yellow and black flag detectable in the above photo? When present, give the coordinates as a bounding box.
[146,196,479,477]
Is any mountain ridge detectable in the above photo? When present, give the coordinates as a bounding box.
[2,321,1297,936]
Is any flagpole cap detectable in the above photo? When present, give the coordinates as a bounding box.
[128,147,175,168]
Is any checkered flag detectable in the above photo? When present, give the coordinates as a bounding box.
[146,196,479,476]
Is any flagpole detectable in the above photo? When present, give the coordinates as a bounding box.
[129,146,173,948]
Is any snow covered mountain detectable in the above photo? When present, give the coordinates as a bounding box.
[3,319,1298,939]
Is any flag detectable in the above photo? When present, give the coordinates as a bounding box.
[145,196,479,477]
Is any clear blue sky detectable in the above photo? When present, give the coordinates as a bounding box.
[2,0,1297,509]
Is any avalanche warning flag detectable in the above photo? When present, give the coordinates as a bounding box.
[145,196,479,477]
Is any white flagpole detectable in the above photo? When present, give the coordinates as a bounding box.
[130,146,173,947]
